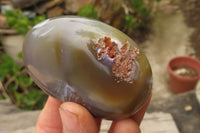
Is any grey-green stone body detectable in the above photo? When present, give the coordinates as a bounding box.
[23,16,152,119]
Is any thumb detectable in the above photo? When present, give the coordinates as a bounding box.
[59,102,99,133]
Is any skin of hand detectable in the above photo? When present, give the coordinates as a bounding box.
[35,93,151,133]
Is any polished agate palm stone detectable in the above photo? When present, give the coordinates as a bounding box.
[23,16,152,119]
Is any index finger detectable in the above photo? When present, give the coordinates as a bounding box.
[131,92,152,125]
[35,96,62,133]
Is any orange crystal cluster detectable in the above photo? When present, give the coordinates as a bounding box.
[93,36,139,83]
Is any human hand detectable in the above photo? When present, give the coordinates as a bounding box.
[35,93,151,133]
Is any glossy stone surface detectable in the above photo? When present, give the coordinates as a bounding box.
[23,16,152,119]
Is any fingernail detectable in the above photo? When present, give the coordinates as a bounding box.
[59,106,81,133]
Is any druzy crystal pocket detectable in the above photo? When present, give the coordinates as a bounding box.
[23,16,152,119]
